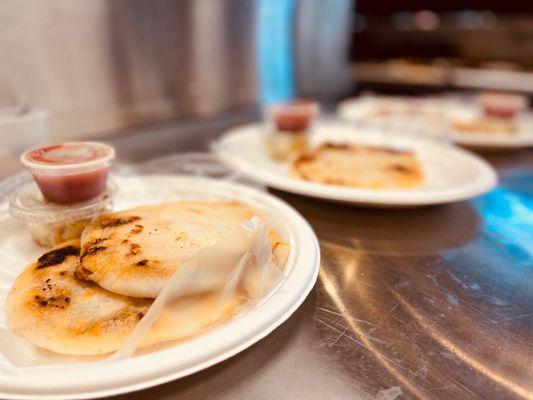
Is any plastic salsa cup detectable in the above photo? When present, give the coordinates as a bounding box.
[479,92,528,119]
[268,100,319,134]
[20,141,115,204]
[263,100,319,161]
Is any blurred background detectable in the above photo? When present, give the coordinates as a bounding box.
[0,0,531,159]
[351,1,533,95]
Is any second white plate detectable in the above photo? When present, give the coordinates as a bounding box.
[338,96,533,149]
[213,122,498,207]
[445,103,533,149]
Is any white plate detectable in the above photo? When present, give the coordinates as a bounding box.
[0,175,320,399]
[337,96,449,141]
[213,122,497,207]
[444,103,533,149]
[339,96,533,149]
[338,95,441,117]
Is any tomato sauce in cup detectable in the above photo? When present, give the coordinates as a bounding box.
[271,100,319,134]
[21,142,115,204]
[263,100,320,160]
[480,92,528,119]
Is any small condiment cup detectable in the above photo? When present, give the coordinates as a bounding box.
[9,181,115,247]
[268,100,319,134]
[20,142,115,204]
[479,92,528,119]
[263,100,319,160]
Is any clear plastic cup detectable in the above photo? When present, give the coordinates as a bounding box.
[263,100,319,160]
[20,142,115,204]
[9,181,115,247]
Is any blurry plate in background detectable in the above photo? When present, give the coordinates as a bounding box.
[337,96,449,141]
[443,103,533,149]
[339,96,533,150]
[213,122,497,207]
[338,95,441,119]
[0,175,319,399]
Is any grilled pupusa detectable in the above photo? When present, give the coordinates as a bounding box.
[76,201,289,298]
[6,240,251,355]
[291,142,424,189]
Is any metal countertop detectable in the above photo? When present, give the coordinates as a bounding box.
[2,119,532,400]
[117,137,532,400]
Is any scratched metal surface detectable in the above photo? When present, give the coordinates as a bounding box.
[1,130,531,399]
[111,149,532,400]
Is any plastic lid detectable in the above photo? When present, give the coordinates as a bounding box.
[20,141,115,176]
[9,181,116,224]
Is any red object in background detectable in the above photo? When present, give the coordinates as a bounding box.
[480,92,528,120]
[483,106,518,119]
[275,112,312,132]
[21,142,115,204]
[272,100,319,133]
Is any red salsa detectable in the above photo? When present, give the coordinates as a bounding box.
[32,169,109,204]
[480,92,528,120]
[21,142,114,204]
[272,100,319,134]
[483,105,520,119]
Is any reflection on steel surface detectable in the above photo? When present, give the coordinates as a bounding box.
[83,147,533,400]
[393,292,531,399]
[309,166,533,399]
[315,233,532,399]
[318,244,425,399]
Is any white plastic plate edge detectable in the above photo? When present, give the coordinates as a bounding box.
[451,130,533,149]
[446,103,533,149]
[0,175,320,400]
[213,123,498,207]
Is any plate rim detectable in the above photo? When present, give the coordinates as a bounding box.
[0,175,320,400]
[450,132,533,148]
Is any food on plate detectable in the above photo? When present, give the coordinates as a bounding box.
[9,181,114,247]
[363,104,427,118]
[25,218,93,248]
[363,105,396,117]
[20,142,115,204]
[6,240,150,355]
[479,92,528,119]
[452,118,518,135]
[263,100,319,160]
[5,240,244,355]
[450,92,529,136]
[353,95,441,119]
[291,142,424,189]
[5,199,289,356]
[76,201,289,298]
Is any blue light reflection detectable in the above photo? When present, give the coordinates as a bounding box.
[257,0,296,105]
[473,186,533,262]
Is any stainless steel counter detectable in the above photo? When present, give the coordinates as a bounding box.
[1,122,532,400]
